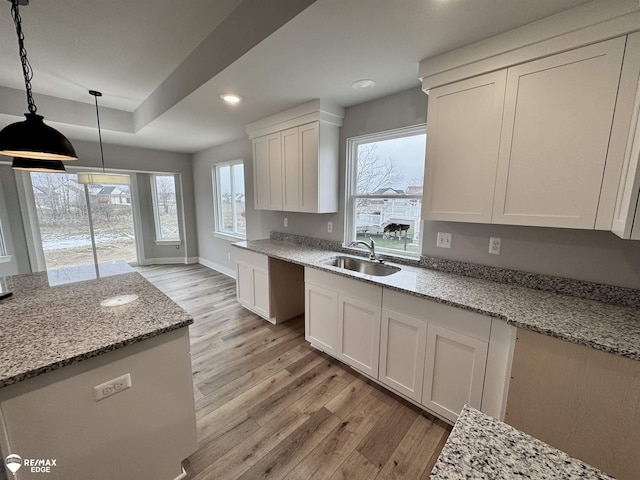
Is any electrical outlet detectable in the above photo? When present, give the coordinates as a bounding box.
[327,221,333,233]
[489,237,501,255]
[284,217,288,228]
[436,232,452,248]
[227,252,231,261]
[93,373,131,402]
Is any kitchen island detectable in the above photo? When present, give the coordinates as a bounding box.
[0,267,197,480]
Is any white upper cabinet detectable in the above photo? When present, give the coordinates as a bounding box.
[611,32,640,240]
[247,100,343,214]
[252,133,282,210]
[423,37,628,230]
[492,38,625,228]
[423,71,506,223]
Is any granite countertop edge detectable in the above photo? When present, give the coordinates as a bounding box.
[430,405,614,479]
[233,239,640,362]
[0,319,193,389]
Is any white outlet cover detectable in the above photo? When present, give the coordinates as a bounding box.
[436,232,452,248]
[489,237,502,255]
[284,217,288,228]
[327,222,333,233]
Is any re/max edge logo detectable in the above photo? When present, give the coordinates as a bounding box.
[5,454,58,475]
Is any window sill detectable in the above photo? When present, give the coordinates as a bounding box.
[213,232,246,242]
[342,245,420,262]
[154,239,182,247]
[0,255,13,264]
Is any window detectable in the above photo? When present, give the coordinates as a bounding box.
[346,125,426,256]
[0,220,6,257]
[151,174,181,242]
[213,161,246,239]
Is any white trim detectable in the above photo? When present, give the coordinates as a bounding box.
[150,174,182,243]
[139,256,197,266]
[212,160,247,240]
[213,232,245,242]
[129,172,146,266]
[154,240,182,246]
[173,466,188,480]
[14,170,47,272]
[0,255,12,264]
[419,1,640,90]
[345,125,426,258]
[246,99,344,138]
[198,257,236,278]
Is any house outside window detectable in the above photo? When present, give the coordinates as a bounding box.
[346,125,426,256]
[151,174,181,242]
[213,161,246,239]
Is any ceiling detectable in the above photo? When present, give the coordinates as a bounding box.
[0,0,593,155]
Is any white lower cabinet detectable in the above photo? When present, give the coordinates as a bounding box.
[305,268,381,377]
[304,268,515,424]
[379,309,427,402]
[305,282,338,354]
[235,249,272,322]
[338,294,381,377]
[422,323,488,421]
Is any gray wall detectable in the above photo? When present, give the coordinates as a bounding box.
[0,139,197,271]
[192,138,280,273]
[193,86,640,289]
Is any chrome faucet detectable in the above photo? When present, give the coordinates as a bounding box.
[349,239,383,263]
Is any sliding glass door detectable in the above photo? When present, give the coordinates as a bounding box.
[30,172,137,273]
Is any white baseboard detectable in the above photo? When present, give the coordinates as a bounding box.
[139,257,198,266]
[199,257,236,279]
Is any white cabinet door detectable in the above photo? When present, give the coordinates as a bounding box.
[235,261,254,308]
[252,137,270,210]
[281,127,300,212]
[379,309,427,402]
[493,38,625,229]
[423,70,506,223]
[337,294,381,377]
[305,283,338,354]
[251,266,270,319]
[265,133,283,210]
[422,324,488,422]
[299,122,320,213]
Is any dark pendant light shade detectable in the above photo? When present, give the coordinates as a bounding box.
[0,113,77,161]
[12,156,67,173]
[3,0,77,169]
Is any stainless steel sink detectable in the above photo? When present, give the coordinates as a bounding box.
[323,256,401,276]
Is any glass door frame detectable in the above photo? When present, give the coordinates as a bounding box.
[14,167,143,273]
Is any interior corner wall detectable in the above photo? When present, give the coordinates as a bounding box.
[192,137,280,276]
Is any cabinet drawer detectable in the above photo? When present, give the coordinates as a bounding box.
[234,249,268,269]
[382,289,491,342]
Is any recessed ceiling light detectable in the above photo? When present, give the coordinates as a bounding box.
[220,93,242,104]
[351,79,376,91]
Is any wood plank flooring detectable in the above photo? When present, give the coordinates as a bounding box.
[137,264,451,480]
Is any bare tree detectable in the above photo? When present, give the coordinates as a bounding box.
[155,176,175,214]
[356,144,403,194]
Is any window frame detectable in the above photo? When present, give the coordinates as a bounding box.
[212,160,246,241]
[345,124,426,258]
[150,174,182,244]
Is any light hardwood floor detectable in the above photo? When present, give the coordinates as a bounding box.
[137,264,451,480]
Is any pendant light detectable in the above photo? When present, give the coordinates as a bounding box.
[0,0,77,164]
[77,90,130,186]
[12,157,66,173]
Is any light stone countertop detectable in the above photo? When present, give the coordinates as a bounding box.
[430,405,614,479]
[234,239,640,361]
[0,270,192,388]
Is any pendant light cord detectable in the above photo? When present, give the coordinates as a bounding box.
[92,93,106,174]
[10,0,37,115]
